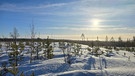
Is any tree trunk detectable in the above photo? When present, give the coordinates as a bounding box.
[30,48,33,63]
[36,46,39,59]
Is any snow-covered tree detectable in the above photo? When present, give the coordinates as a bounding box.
[42,41,47,58]
[35,42,42,59]
[46,37,53,59]
[73,43,81,56]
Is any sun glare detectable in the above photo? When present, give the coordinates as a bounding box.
[92,19,100,26]
[90,18,102,30]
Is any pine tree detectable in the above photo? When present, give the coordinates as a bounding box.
[25,41,30,46]
[42,41,47,58]
[8,63,19,76]
[30,24,36,63]
[118,36,122,42]
[0,43,2,50]
[110,37,115,42]
[81,33,85,41]
[18,42,25,52]
[9,43,20,66]
[10,27,19,66]
[133,36,135,42]
[97,36,99,41]
[106,36,108,42]
[105,36,108,49]
[20,72,25,76]
[46,37,53,59]
[30,72,35,76]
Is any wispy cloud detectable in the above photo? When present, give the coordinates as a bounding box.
[42,25,135,32]
[1,0,135,18]
[0,2,67,12]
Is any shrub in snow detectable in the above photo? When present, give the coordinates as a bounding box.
[119,47,124,50]
[107,47,113,50]
[0,68,8,76]
[0,61,8,76]
[91,47,103,57]
[116,51,119,54]
[114,47,119,51]
[87,47,92,53]
[30,72,35,76]
[104,46,108,49]
[1,61,8,68]
[125,47,129,51]
[105,50,115,57]
[0,63,24,76]
[1,63,35,76]
[131,47,135,52]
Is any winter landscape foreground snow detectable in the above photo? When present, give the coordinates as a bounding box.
[0,43,135,76]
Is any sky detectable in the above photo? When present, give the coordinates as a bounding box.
[0,0,135,40]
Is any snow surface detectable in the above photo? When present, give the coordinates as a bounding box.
[0,43,135,76]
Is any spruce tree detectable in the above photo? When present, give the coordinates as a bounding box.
[8,43,21,66]
[8,63,19,76]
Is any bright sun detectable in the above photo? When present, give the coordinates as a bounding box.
[92,19,100,27]
[90,18,102,30]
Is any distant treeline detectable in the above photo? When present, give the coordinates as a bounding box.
[75,41,135,47]
[0,38,135,47]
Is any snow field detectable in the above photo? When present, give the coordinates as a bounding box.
[1,43,135,76]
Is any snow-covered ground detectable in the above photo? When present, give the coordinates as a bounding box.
[0,43,135,76]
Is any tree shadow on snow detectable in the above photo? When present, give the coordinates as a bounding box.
[23,63,71,76]
[54,54,64,58]
[83,56,96,70]
[58,72,97,76]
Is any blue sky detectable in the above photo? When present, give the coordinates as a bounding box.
[0,0,135,40]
